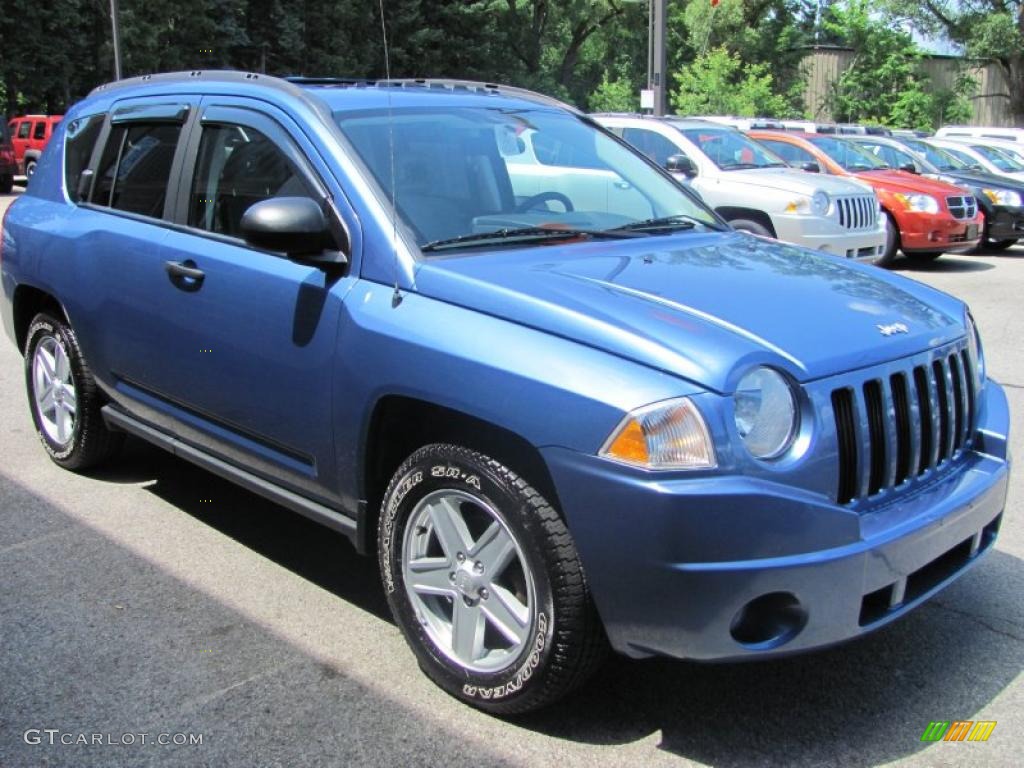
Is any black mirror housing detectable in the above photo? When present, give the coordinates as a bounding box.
[240,197,344,264]
[799,161,820,173]
[899,162,919,174]
[665,153,696,177]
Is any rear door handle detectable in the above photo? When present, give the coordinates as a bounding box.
[165,259,205,291]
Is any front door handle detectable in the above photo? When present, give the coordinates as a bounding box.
[165,259,205,291]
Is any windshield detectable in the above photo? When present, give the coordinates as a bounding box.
[904,140,965,171]
[808,136,888,171]
[972,144,1024,172]
[333,106,718,251]
[674,126,787,170]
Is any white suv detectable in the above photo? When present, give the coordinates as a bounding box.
[594,115,888,263]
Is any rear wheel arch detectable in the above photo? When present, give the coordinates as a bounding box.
[359,395,562,555]
[13,285,68,351]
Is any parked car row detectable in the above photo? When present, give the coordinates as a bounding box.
[1,71,1010,714]
[598,113,1022,266]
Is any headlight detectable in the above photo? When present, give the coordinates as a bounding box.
[784,191,830,217]
[893,193,939,213]
[811,190,830,216]
[600,397,715,469]
[981,188,1022,207]
[965,310,985,387]
[733,367,798,459]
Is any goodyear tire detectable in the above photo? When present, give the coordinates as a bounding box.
[378,443,606,714]
[24,313,123,470]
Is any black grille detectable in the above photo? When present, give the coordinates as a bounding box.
[946,195,978,220]
[832,348,976,505]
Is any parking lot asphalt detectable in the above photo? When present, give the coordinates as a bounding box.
[1,188,1022,767]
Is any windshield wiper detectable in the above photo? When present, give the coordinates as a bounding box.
[421,226,641,252]
[607,214,712,233]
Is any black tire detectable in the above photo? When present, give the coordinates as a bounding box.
[0,174,12,194]
[905,251,943,263]
[378,443,607,715]
[24,158,37,178]
[877,211,899,268]
[728,218,773,237]
[986,238,1019,252]
[24,312,123,470]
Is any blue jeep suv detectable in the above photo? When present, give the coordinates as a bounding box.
[0,71,1010,714]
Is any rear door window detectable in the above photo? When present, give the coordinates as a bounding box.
[621,128,680,167]
[91,123,183,218]
[33,122,47,140]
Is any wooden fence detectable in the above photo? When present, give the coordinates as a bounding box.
[802,46,1014,126]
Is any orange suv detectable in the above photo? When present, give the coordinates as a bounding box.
[750,131,982,266]
[7,114,63,180]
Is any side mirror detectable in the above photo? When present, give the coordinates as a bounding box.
[240,197,346,265]
[665,153,696,177]
[799,161,820,173]
[899,162,919,174]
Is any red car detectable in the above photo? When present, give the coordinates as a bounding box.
[7,114,63,179]
[750,131,983,266]
[1,118,16,193]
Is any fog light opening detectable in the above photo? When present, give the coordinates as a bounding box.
[729,591,808,649]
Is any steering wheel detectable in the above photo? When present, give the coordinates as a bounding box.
[515,191,574,213]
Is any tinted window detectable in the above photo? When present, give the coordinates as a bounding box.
[33,122,47,140]
[972,144,1024,172]
[754,139,816,166]
[336,107,716,248]
[64,114,105,202]
[808,136,886,171]
[621,128,680,167]
[17,121,30,139]
[188,124,313,237]
[676,127,786,170]
[91,123,182,217]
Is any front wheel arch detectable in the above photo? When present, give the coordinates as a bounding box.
[359,396,562,555]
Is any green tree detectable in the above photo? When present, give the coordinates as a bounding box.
[671,46,792,116]
[669,0,815,115]
[885,0,1024,125]
[589,68,639,112]
[822,0,950,128]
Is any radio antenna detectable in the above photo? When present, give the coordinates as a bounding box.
[377,0,402,308]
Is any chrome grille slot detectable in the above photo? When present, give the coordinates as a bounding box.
[890,373,912,486]
[835,195,876,230]
[946,195,978,220]
[832,388,858,505]
[863,380,886,496]
[831,342,977,506]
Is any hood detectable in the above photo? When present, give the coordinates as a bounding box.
[854,169,971,198]
[940,170,1024,191]
[720,167,873,197]
[413,232,965,393]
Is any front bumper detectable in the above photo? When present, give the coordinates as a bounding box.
[771,213,887,261]
[985,206,1024,241]
[543,382,1010,661]
[898,211,982,253]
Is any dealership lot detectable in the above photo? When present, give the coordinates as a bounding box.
[0,189,1021,767]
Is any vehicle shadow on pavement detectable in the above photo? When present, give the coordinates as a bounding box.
[85,439,1023,767]
[515,549,1023,766]
[893,256,993,273]
[88,437,392,623]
